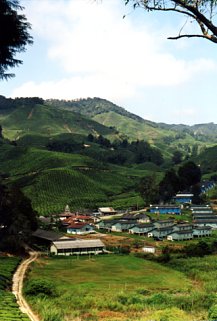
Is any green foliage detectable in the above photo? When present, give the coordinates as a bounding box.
[0,256,30,321]
[183,240,211,258]
[208,304,217,321]
[159,168,180,202]
[138,174,159,205]
[0,0,33,80]
[24,279,57,297]
[178,161,201,189]
[0,182,37,252]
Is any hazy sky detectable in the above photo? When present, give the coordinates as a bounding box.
[1,0,217,125]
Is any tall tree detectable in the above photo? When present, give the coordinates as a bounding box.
[126,0,217,43]
[172,150,183,165]
[178,161,201,189]
[138,174,159,206]
[0,182,37,252]
[159,169,180,202]
[0,0,33,80]
[0,125,3,138]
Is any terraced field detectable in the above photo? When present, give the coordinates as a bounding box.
[0,143,162,214]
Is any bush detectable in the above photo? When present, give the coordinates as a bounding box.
[208,304,217,321]
[24,279,57,297]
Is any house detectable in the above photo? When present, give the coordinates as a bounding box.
[191,204,217,228]
[135,212,151,223]
[153,219,175,229]
[148,220,175,239]
[63,215,94,227]
[32,228,62,243]
[150,205,181,215]
[129,223,154,235]
[121,212,150,222]
[111,220,136,232]
[148,226,174,240]
[201,181,215,193]
[98,207,117,216]
[58,205,75,221]
[50,239,105,255]
[191,205,213,215]
[193,226,212,238]
[192,210,215,218]
[167,224,193,241]
[66,223,95,235]
[96,220,116,231]
[190,205,212,211]
[193,214,216,220]
[120,213,138,222]
[167,229,193,241]
[174,193,194,204]
[32,228,70,248]
[193,219,217,229]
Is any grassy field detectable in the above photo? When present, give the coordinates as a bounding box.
[24,254,211,321]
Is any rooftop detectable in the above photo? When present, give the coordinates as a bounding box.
[52,239,105,250]
[32,229,62,241]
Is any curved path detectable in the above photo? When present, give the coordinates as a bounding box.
[12,251,40,321]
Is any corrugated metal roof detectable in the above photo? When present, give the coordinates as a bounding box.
[52,239,105,250]
[150,205,180,209]
[32,229,62,241]
[135,223,154,228]
[98,207,116,213]
[193,225,212,230]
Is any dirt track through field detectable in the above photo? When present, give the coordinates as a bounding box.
[12,252,40,321]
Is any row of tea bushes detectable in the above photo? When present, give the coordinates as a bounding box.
[0,256,30,321]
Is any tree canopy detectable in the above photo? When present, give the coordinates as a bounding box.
[0,182,37,252]
[0,0,32,80]
[126,0,217,43]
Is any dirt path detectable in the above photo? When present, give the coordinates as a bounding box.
[12,251,40,321]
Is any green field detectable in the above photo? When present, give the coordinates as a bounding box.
[0,256,30,321]
[23,254,211,321]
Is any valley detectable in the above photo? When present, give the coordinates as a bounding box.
[1,96,217,321]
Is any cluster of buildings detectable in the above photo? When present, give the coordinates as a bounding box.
[56,202,217,242]
[35,186,217,255]
[97,211,213,241]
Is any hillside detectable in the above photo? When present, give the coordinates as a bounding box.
[48,97,216,158]
[0,140,164,214]
[0,96,217,215]
[0,96,116,141]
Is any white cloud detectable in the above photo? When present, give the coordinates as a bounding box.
[14,0,216,101]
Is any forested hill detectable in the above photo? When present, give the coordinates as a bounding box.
[1,95,217,161]
[47,97,217,142]
[47,97,156,126]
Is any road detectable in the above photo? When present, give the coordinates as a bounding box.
[12,251,40,321]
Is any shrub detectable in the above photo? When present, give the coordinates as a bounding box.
[150,307,190,321]
[208,304,217,321]
[24,279,57,297]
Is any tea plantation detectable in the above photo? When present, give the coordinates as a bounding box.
[0,257,30,321]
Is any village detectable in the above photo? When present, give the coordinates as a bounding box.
[33,183,217,257]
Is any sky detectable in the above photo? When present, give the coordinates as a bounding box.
[1,0,217,125]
